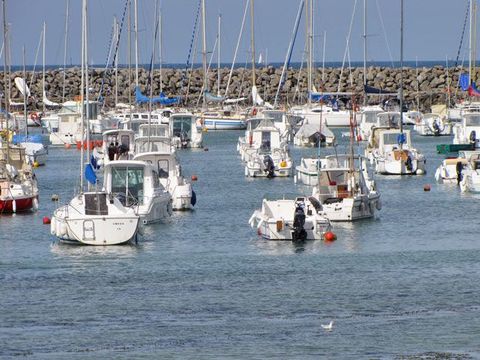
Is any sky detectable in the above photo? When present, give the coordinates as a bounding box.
[4,0,472,66]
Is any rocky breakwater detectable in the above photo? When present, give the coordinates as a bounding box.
[0,65,468,111]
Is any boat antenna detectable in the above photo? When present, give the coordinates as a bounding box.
[22,45,28,138]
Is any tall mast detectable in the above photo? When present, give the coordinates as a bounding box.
[127,0,132,119]
[201,0,207,109]
[159,5,163,94]
[62,0,69,103]
[250,0,256,92]
[306,0,313,106]
[42,21,46,113]
[2,0,9,160]
[22,46,28,137]
[80,0,86,190]
[84,0,90,165]
[217,13,221,97]
[363,0,367,105]
[149,0,159,148]
[114,17,119,107]
[469,0,473,85]
[134,0,139,87]
[399,0,404,135]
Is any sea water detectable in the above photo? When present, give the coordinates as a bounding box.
[1,129,480,359]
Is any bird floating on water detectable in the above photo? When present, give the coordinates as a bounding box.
[321,320,334,331]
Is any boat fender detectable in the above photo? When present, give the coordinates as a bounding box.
[469,130,477,144]
[191,190,197,206]
[12,199,16,213]
[50,217,56,235]
[32,197,39,211]
[375,199,382,211]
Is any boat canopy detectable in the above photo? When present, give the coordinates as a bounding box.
[134,87,180,105]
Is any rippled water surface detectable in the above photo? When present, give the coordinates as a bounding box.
[1,129,480,359]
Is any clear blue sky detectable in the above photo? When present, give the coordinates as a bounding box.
[5,0,472,66]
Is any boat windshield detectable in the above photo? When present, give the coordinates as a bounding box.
[157,159,169,178]
[111,166,144,206]
[363,112,378,124]
[172,117,192,138]
[465,115,480,126]
[377,113,400,127]
[383,132,406,145]
[260,131,271,152]
[263,111,283,123]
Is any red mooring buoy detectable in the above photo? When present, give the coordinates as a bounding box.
[43,216,51,225]
[324,231,337,242]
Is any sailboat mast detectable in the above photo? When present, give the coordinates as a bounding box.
[250,0,256,91]
[217,13,221,97]
[399,0,404,135]
[159,5,163,94]
[62,0,69,103]
[148,0,159,148]
[85,0,90,165]
[134,0,139,87]
[114,17,118,107]
[2,0,9,160]
[201,0,207,109]
[306,0,313,106]
[469,0,473,85]
[80,0,86,191]
[22,46,28,137]
[363,0,367,106]
[42,21,46,113]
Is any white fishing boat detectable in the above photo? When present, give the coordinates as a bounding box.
[103,160,172,224]
[311,154,381,221]
[414,113,452,136]
[133,124,195,211]
[295,157,323,186]
[244,119,293,177]
[453,112,480,148]
[170,112,203,148]
[249,196,332,241]
[49,110,81,146]
[292,105,351,127]
[370,129,426,175]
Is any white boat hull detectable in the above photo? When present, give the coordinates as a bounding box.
[201,118,246,130]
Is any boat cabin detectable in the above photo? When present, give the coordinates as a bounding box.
[102,129,135,162]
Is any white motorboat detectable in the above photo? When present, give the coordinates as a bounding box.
[434,156,468,184]
[370,129,426,175]
[20,141,48,166]
[453,112,480,148]
[244,119,293,177]
[103,160,172,224]
[358,105,384,141]
[458,151,480,192]
[170,112,203,148]
[49,111,81,146]
[249,196,332,241]
[0,144,39,213]
[292,105,351,127]
[51,192,140,245]
[414,113,452,136]
[295,157,323,186]
[133,125,195,211]
[311,154,381,221]
[199,109,246,130]
[293,122,335,147]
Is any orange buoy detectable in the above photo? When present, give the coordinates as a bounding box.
[424,184,431,192]
[43,216,51,225]
[65,143,72,150]
[191,175,198,181]
[76,141,81,150]
[324,231,337,242]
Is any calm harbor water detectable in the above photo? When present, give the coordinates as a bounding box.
[1,129,480,359]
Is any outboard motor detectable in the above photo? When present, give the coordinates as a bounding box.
[456,161,463,185]
[308,132,326,147]
[292,203,307,243]
[469,130,477,145]
[263,155,275,178]
[432,120,441,136]
[405,153,413,172]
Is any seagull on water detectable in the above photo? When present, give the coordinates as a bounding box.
[321,320,334,331]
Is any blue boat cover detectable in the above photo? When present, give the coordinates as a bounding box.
[12,134,43,144]
[460,73,470,91]
[135,87,180,105]
[85,164,97,185]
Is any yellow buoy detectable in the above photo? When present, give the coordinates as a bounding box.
[33,161,40,168]
[280,160,287,168]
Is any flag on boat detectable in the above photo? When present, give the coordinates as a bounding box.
[134,87,180,105]
[85,164,97,185]
[460,73,470,91]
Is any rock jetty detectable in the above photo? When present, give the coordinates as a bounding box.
[0,66,469,111]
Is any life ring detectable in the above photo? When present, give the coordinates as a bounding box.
[30,112,39,121]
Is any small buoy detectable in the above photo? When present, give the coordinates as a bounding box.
[191,175,198,181]
[51,194,59,202]
[203,128,208,133]
[204,147,209,151]
[65,143,72,150]
[424,184,431,192]
[33,161,40,168]
[43,216,51,225]
[280,160,287,168]
[324,231,337,242]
